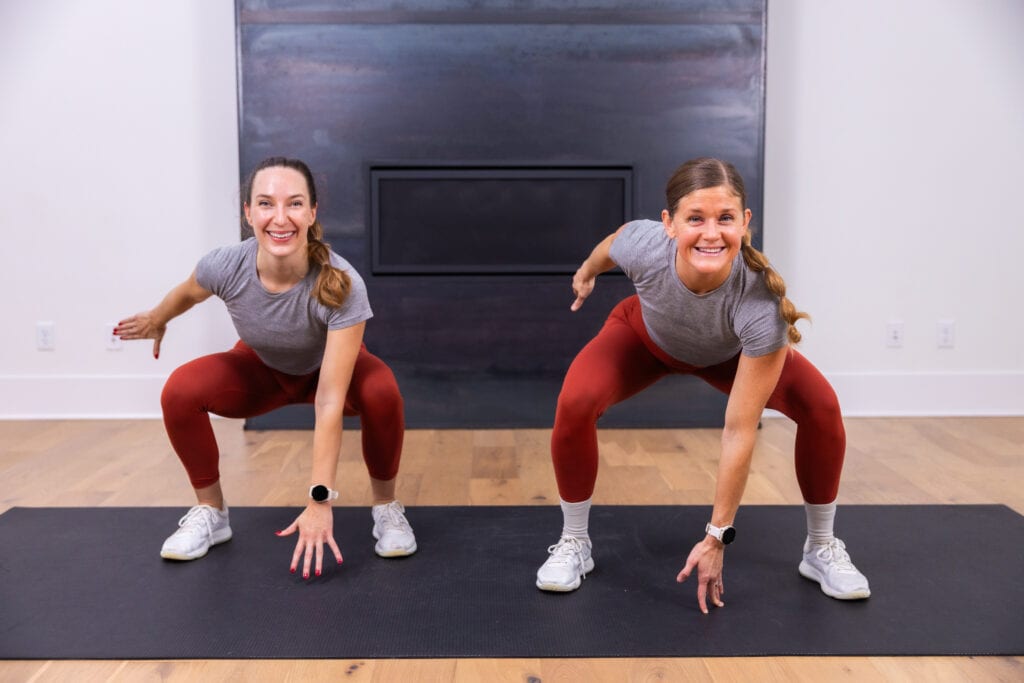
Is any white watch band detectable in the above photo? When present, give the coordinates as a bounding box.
[309,485,339,502]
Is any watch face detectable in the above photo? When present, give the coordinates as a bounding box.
[310,484,329,502]
[722,526,736,544]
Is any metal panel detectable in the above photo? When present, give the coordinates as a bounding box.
[237,0,766,428]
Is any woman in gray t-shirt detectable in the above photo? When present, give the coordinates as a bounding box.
[117,157,416,578]
[535,158,870,612]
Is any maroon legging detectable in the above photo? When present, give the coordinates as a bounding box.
[552,296,845,504]
[161,340,404,489]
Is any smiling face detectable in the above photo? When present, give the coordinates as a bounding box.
[661,184,751,294]
[243,166,317,264]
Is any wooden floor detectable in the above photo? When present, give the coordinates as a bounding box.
[1,416,1022,682]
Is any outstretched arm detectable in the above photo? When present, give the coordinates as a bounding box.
[116,271,212,358]
[570,224,627,311]
[676,346,788,613]
[278,321,366,579]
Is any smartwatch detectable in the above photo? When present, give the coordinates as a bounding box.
[309,484,339,503]
[705,522,736,545]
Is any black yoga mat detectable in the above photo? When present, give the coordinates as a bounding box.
[1,505,1021,659]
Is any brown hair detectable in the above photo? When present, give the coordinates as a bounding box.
[243,157,351,309]
[666,157,809,344]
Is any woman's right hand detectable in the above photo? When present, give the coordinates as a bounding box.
[115,312,166,359]
[570,265,597,312]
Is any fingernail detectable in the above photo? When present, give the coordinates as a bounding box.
[337,559,343,565]
[290,567,296,574]
[315,569,321,577]
[274,530,283,536]
[303,572,309,580]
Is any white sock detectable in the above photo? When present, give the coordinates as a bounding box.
[560,498,592,544]
[804,501,836,545]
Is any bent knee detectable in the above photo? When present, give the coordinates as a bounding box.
[555,387,605,425]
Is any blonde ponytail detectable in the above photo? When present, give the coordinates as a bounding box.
[740,232,809,344]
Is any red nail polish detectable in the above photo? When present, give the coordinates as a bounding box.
[315,569,321,577]
[290,567,296,574]
[275,530,283,536]
[303,572,309,580]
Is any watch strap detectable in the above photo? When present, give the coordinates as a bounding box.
[309,484,339,503]
[705,522,735,544]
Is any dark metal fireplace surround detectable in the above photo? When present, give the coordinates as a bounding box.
[238,0,766,428]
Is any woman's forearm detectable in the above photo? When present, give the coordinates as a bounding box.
[150,273,210,326]
[309,401,344,489]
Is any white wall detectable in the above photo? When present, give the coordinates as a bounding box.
[0,0,239,417]
[1,0,1021,418]
[763,0,1024,415]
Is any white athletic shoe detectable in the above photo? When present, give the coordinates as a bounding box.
[536,536,594,592]
[372,501,417,557]
[799,537,871,599]
[160,504,232,560]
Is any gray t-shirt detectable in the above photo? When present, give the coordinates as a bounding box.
[195,238,373,375]
[609,219,788,367]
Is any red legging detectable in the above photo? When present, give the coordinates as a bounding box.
[161,340,404,489]
[552,296,845,504]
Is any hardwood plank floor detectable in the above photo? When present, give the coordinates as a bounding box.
[1,416,1022,682]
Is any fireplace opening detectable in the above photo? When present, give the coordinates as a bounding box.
[370,164,633,275]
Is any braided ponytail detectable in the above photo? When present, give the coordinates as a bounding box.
[739,232,809,344]
[307,219,352,309]
[666,157,809,344]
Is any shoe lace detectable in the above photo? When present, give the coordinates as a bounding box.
[376,501,411,533]
[177,505,216,536]
[546,536,587,567]
[814,538,857,573]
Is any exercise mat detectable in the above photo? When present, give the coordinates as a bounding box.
[0,504,1021,659]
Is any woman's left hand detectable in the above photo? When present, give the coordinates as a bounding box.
[277,503,343,578]
[676,538,726,614]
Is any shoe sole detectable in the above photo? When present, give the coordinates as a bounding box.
[374,542,418,558]
[160,528,233,561]
[536,557,595,592]
[799,560,871,600]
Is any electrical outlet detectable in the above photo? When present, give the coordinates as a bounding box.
[937,319,955,349]
[885,320,904,348]
[106,322,123,351]
[36,321,55,350]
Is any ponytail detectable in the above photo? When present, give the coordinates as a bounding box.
[307,219,351,309]
[740,232,809,344]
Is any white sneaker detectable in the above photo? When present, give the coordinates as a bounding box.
[160,504,232,560]
[372,501,417,557]
[799,537,871,599]
[536,536,594,592]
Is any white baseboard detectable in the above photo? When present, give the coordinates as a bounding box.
[765,371,1024,418]
[3,371,1023,420]
[0,374,169,419]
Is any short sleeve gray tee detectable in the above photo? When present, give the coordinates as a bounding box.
[608,219,788,367]
[195,238,373,375]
